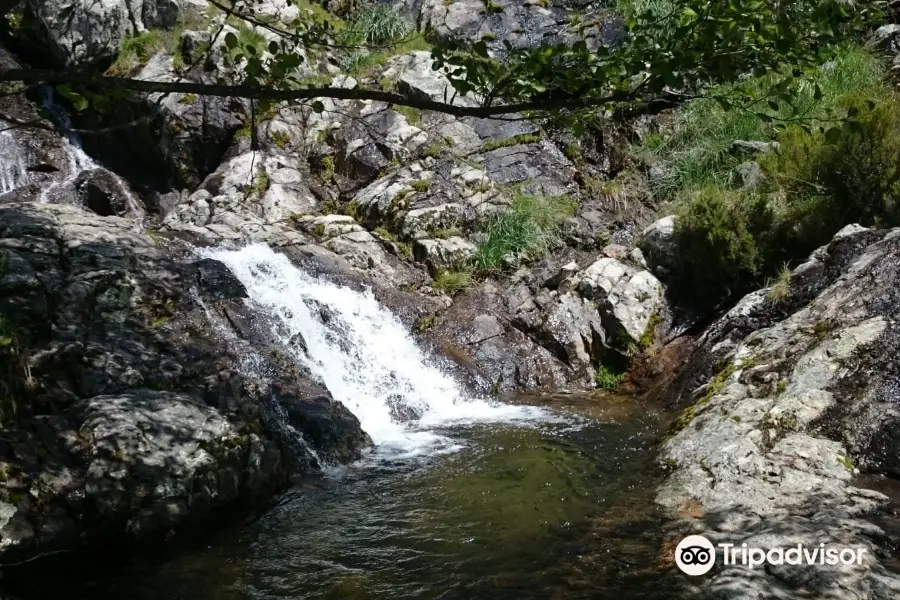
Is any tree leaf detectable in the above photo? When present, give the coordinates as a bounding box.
[57,84,88,111]
[224,32,238,49]
[311,100,325,113]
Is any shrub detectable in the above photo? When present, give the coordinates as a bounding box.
[107,29,167,74]
[474,194,576,271]
[761,93,900,251]
[672,186,769,304]
[347,5,411,46]
[642,46,887,201]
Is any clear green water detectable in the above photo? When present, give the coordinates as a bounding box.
[2,394,677,599]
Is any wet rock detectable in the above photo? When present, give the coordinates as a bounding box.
[271,385,372,464]
[191,258,247,300]
[0,202,369,562]
[428,280,577,392]
[74,168,142,218]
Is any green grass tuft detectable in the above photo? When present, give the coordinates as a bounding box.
[432,270,473,295]
[474,194,576,271]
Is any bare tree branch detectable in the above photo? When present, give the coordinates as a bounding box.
[0,67,640,117]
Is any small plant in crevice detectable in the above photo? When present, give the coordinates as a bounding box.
[766,265,792,304]
[270,129,291,149]
[480,132,542,153]
[422,143,443,158]
[414,314,436,333]
[393,104,423,127]
[432,269,473,295]
[595,364,625,390]
[410,179,432,193]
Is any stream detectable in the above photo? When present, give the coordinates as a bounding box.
[1,245,680,599]
[2,394,677,599]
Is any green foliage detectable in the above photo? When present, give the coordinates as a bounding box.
[595,364,625,390]
[766,266,792,304]
[270,129,291,149]
[762,93,900,241]
[432,270,473,295]
[107,29,168,75]
[639,311,663,349]
[394,104,423,127]
[344,36,431,75]
[235,22,268,56]
[474,194,576,271]
[410,179,432,192]
[414,314,436,333]
[642,46,887,200]
[431,0,879,130]
[423,143,443,158]
[346,5,411,46]
[672,186,769,303]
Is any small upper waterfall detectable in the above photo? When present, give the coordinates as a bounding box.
[206,244,547,458]
[0,127,28,193]
[39,89,141,214]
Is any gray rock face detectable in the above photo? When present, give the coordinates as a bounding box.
[735,160,763,189]
[0,202,371,561]
[657,225,900,599]
[413,236,477,275]
[727,139,780,156]
[382,51,479,107]
[639,215,677,277]
[25,0,185,66]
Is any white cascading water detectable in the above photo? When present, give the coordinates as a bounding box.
[205,243,548,459]
[0,127,28,193]
[39,89,142,216]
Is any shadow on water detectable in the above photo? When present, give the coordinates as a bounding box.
[0,393,682,600]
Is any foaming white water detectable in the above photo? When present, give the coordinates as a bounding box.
[205,243,548,458]
[0,127,28,193]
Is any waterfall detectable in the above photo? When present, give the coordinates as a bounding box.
[0,127,28,193]
[39,89,142,216]
[205,243,547,459]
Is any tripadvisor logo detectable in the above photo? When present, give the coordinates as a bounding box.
[675,535,716,576]
[674,534,870,576]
